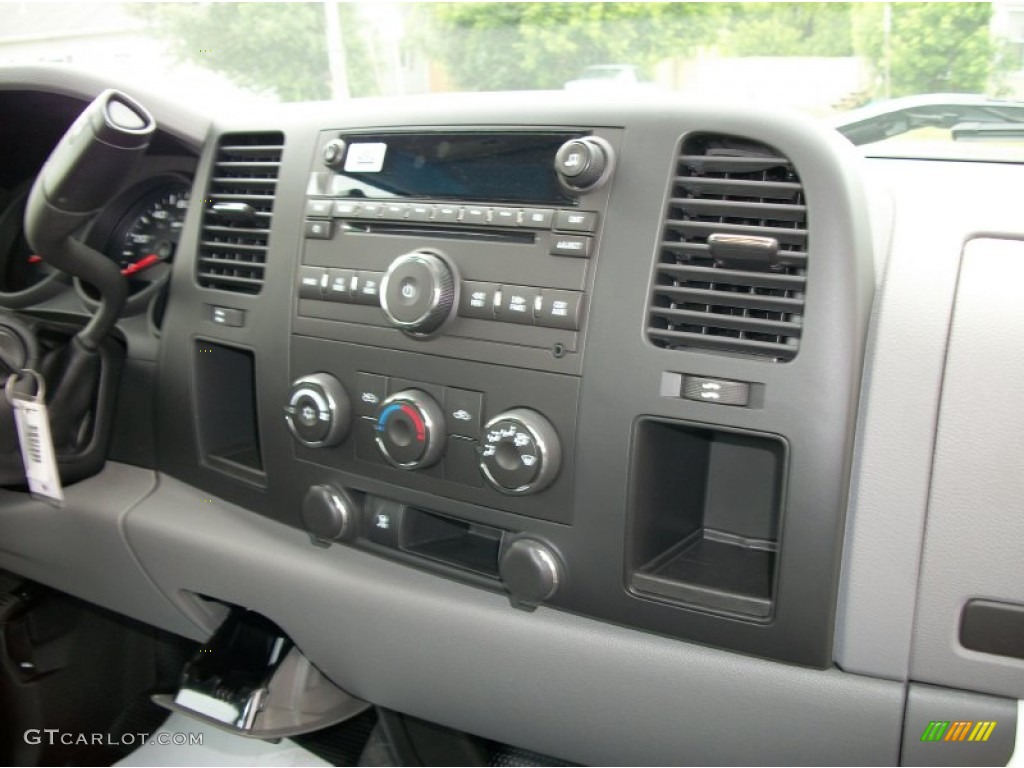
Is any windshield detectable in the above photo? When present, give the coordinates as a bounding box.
[2,1,1023,161]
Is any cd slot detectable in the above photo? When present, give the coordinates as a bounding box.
[342,221,536,245]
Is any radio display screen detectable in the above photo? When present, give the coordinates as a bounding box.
[331,132,579,205]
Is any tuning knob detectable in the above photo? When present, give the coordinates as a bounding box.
[500,538,563,608]
[380,251,456,336]
[301,485,358,543]
[479,409,561,495]
[284,373,351,448]
[374,389,446,469]
[322,138,347,170]
[554,136,613,192]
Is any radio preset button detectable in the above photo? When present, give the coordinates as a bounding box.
[325,268,355,302]
[305,199,333,218]
[434,204,459,223]
[554,210,598,233]
[537,290,582,331]
[499,285,540,325]
[353,271,384,305]
[458,281,500,320]
[491,207,518,227]
[299,266,328,300]
[304,219,332,240]
[359,201,383,218]
[408,203,433,222]
[333,200,360,217]
[382,202,409,220]
[551,235,592,258]
[519,208,554,229]
[461,205,489,225]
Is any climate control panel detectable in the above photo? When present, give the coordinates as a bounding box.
[287,337,579,524]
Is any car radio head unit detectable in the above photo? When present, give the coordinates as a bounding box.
[325,131,580,205]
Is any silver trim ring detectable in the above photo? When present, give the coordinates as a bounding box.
[379,251,451,330]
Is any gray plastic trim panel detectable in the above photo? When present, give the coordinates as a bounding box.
[835,160,1024,682]
[125,473,904,766]
[909,237,1024,700]
[0,463,207,640]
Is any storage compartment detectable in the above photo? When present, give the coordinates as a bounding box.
[400,508,504,578]
[194,341,264,483]
[628,419,786,618]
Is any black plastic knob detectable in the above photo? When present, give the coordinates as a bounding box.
[374,389,446,469]
[380,251,456,336]
[480,409,561,495]
[301,485,358,542]
[284,373,351,448]
[500,538,563,608]
[322,139,347,170]
[554,136,613,191]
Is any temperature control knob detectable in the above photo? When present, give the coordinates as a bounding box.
[380,251,456,335]
[375,389,445,469]
[480,409,561,495]
[284,373,351,448]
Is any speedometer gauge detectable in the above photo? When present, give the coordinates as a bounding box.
[111,183,191,276]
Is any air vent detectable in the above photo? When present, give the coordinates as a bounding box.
[647,134,807,361]
[196,132,284,294]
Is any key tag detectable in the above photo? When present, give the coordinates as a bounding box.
[5,369,64,506]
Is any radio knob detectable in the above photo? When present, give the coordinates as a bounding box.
[554,136,613,191]
[480,409,561,495]
[375,389,446,469]
[284,373,351,448]
[322,138,347,169]
[380,251,456,336]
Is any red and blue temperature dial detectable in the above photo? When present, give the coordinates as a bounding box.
[374,390,445,469]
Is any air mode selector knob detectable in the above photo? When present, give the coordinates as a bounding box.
[480,409,561,495]
[284,373,351,448]
[380,251,456,335]
[375,389,446,469]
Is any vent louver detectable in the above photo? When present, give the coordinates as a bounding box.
[196,132,284,294]
[647,134,807,361]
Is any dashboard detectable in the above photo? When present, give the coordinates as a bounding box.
[0,65,1022,767]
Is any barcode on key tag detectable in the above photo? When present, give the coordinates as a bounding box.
[6,370,63,506]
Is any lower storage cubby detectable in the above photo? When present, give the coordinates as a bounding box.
[628,419,787,619]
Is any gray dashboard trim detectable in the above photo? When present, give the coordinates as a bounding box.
[124,472,904,766]
[0,463,205,640]
[835,160,1024,683]
[908,236,1024,700]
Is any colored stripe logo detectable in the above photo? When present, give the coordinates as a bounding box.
[920,721,996,742]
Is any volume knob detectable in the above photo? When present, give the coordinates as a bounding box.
[380,251,456,336]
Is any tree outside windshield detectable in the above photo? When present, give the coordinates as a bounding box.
[1,2,1023,155]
